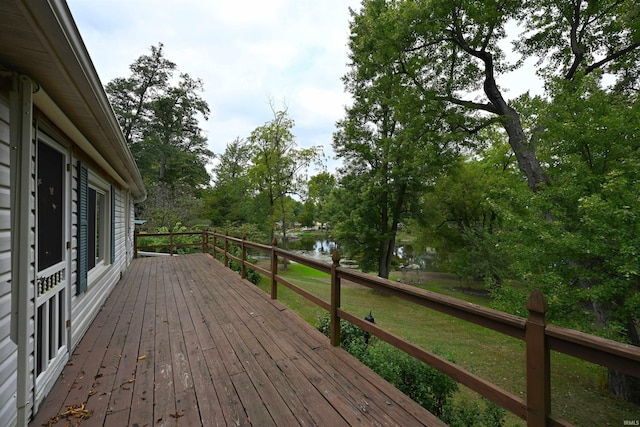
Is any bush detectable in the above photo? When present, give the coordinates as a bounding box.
[316,314,456,416]
[137,224,203,255]
[316,313,505,425]
[316,314,368,359]
[361,343,457,417]
[225,245,261,285]
[445,398,506,427]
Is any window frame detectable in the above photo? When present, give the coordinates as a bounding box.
[86,171,112,284]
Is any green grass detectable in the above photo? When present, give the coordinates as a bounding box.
[255,260,639,426]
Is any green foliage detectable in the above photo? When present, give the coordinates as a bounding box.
[226,245,261,286]
[205,138,253,226]
[244,104,322,242]
[306,172,336,228]
[417,145,527,282]
[316,314,369,359]
[106,43,212,229]
[332,0,465,279]
[141,181,205,231]
[361,344,457,417]
[137,224,203,255]
[316,314,503,424]
[446,399,506,427]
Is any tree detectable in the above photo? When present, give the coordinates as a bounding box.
[307,172,337,229]
[523,78,640,402]
[334,0,461,278]
[247,103,322,249]
[368,0,639,192]
[419,139,527,283]
[106,43,175,146]
[106,44,213,229]
[350,0,640,401]
[144,73,211,187]
[204,138,253,226]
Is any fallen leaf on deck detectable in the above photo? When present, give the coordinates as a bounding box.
[47,402,92,426]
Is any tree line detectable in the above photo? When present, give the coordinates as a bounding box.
[107,0,640,404]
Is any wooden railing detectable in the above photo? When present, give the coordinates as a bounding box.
[134,230,640,427]
[134,230,208,257]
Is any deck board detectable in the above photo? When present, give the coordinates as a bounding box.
[29,253,446,427]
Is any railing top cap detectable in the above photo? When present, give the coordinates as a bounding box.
[526,288,548,314]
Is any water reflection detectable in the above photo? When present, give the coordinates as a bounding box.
[286,238,338,263]
[286,237,434,270]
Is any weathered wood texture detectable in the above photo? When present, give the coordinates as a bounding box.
[29,253,444,427]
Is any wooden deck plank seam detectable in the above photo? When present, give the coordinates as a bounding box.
[29,254,445,427]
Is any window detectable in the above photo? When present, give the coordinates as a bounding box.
[88,187,105,270]
[77,161,112,294]
[37,141,65,271]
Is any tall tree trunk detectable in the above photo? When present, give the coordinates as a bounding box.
[580,278,640,403]
[159,151,167,181]
[479,51,551,192]
[608,317,640,404]
[378,235,396,280]
[480,48,640,404]
[279,194,289,270]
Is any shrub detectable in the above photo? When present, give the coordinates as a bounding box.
[316,313,505,425]
[226,245,261,285]
[361,343,457,417]
[316,314,456,416]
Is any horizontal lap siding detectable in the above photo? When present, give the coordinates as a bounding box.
[0,96,17,426]
[114,189,127,275]
[70,177,132,348]
[128,195,134,264]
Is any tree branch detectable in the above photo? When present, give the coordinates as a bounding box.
[585,41,640,76]
[458,116,502,135]
[564,1,587,80]
[434,95,500,114]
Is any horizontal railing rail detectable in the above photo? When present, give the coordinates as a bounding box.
[134,231,207,256]
[134,230,640,427]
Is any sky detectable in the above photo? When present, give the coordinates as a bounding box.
[66,0,362,175]
[66,1,542,179]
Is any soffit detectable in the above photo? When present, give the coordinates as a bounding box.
[0,0,145,200]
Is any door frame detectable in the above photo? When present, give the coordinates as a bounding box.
[32,131,71,411]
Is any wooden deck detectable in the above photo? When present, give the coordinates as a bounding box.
[30,253,444,426]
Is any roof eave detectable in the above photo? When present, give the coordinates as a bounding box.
[7,0,146,201]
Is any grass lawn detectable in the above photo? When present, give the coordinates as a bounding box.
[255,261,638,426]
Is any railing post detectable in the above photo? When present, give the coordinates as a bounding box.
[330,251,341,347]
[526,289,550,427]
[224,231,229,267]
[241,233,247,279]
[212,230,217,259]
[270,238,278,299]
[202,228,207,254]
[170,231,174,256]
[134,229,138,259]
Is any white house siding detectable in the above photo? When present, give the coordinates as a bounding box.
[114,188,128,275]
[69,168,132,349]
[0,93,36,425]
[0,94,17,426]
[128,194,135,265]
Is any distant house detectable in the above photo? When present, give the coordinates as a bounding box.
[0,1,145,425]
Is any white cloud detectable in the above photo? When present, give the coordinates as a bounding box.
[68,1,540,179]
[68,0,360,165]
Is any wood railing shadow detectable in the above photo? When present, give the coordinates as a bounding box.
[134,229,640,427]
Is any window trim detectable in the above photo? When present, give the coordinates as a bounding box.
[76,162,113,294]
[87,171,111,283]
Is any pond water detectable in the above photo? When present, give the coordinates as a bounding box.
[286,238,340,263]
[286,237,433,270]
